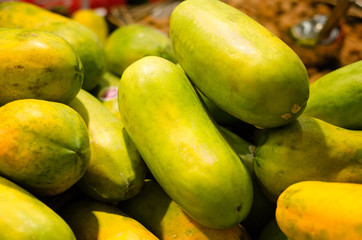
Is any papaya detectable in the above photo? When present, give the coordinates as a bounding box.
[0,1,105,91]
[61,198,159,240]
[259,218,287,240]
[104,24,177,77]
[120,180,251,240]
[303,60,362,130]
[0,176,76,239]
[69,89,146,204]
[276,181,362,240]
[71,8,109,45]
[169,0,309,129]
[118,56,253,229]
[0,28,83,106]
[254,115,362,202]
[0,99,90,196]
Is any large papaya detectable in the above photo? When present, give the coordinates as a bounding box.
[0,176,76,239]
[169,0,309,128]
[118,56,253,229]
[0,99,90,196]
[120,180,251,240]
[276,181,362,240]
[0,28,83,106]
[303,60,362,130]
[0,1,105,91]
[69,89,147,204]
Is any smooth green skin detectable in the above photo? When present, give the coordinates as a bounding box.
[303,60,362,130]
[170,0,309,129]
[105,24,177,77]
[69,89,147,204]
[0,1,105,91]
[0,99,90,196]
[118,56,253,229]
[254,115,362,202]
[0,176,76,240]
[0,28,83,106]
[259,219,288,240]
[220,127,276,238]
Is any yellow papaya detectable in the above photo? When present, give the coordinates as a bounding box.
[276,181,362,240]
[0,99,90,196]
[118,56,253,228]
[0,28,83,106]
[169,0,309,128]
[0,1,105,91]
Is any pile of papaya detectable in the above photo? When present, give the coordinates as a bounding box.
[0,0,361,239]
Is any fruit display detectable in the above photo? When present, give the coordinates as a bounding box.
[0,0,361,239]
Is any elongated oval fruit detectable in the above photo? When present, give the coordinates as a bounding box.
[0,28,83,106]
[0,176,76,239]
[118,56,253,229]
[0,1,105,91]
[276,181,362,240]
[69,89,147,204]
[169,0,309,128]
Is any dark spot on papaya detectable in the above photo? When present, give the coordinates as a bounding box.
[44,67,54,73]
[14,65,24,69]
[236,204,242,213]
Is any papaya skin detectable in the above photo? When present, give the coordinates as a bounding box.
[118,56,253,229]
[0,99,90,196]
[169,0,309,128]
[0,176,76,239]
[69,89,147,204]
[254,115,362,202]
[61,198,159,240]
[276,181,362,240]
[0,28,83,106]
[0,1,105,91]
[120,180,251,240]
[303,60,362,130]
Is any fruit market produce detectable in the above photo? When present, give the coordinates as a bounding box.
[254,115,362,202]
[71,8,109,45]
[303,60,362,130]
[0,1,105,91]
[61,198,159,240]
[69,89,147,204]
[0,28,83,106]
[169,0,310,129]
[0,176,76,240]
[104,23,177,77]
[276,181,362,240]
[120,179,251,240]
[0,99,90,196]
[118,56,253,229]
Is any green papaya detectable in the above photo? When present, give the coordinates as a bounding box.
[303,60,362,130]
[69,89,146,204]
[169,0,309,128]
[0,28,83,106]
[61,198,159,240]
[0,99,90,196]
[259,218,287,240]
[254,115,362,202]
[118,56,253,229]
[105,24,177,77]
[0,176,76,239]
[120,180,251,240]
[0,1,105,91]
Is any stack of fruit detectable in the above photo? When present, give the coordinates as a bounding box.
[0,0,361,239]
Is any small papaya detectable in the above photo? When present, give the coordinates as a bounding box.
[303,60,362,130]
[169,0,309,128]
[0,176,76,239]
[0,28,83,106]
[69,89,146,204]
[0,99,90,196]
[120,180,251,240]
[259,218,287,240]
[0,1,105,91]
[118,56,253,229]
[276,181,362,240]
[61,198,159,240]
